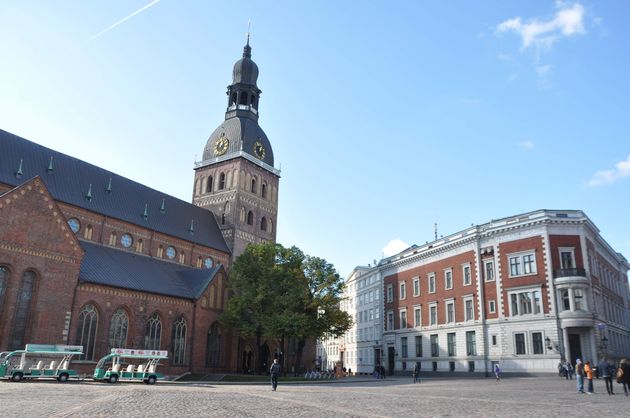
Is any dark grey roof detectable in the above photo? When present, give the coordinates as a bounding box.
[202,116,274,166]
[79,241,222,299]
[232,43,259,86]
[0,129,230,253]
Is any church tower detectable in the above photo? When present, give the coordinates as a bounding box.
[193,39,280,260]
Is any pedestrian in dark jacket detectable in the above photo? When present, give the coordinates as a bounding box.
[599,358,613,395]
[270,359,280,391]
[412,362,420,384]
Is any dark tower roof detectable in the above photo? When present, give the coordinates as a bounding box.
[232,40,259,86]
[198,40,277,173]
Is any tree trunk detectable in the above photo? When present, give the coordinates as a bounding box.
[296,338,306,373]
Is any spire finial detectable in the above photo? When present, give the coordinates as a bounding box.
[247,19,251,46]
[243,20,252,58]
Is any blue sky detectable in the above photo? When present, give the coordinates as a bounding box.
[1,1,629,277]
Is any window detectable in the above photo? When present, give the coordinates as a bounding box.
[9,271,36,350]
[447,332,456,356]
[428,273,436,293]
[206,176,213,193]
[136,239,144,253]
[415,336,423,357]
[532,332,544,354]
[508,252,537,277]
[109,231,117,246]
[488,300,496,314]
[430,334,439,357]
[0,266,8,319]
[219,173,226,190]
[145,312,162,350]
[157,245,164,258]
[559,248,575,269]
[387,311,394,331]
[465,298,474,321]
[515,333,526,355]
[172,317,187,365]
[400,310,407,328]
[444,269,453,290]
[414,307,421,327]
[574,288,585,310]
[251,178,257,194]
[75,304,98,360]
[492,335,497,346]
[509,290,542,316]
[261,217,268,231]
[261,183,267,199]
[84,224,93,240]
[463,264,471,286]
[401,337,408,358]
[178,252,186,264]
[387,284,393,303]
[109,308,128,349]
[449,361,456,371]
[429,304,437,326]
[466,331,476,356]
[247,211,254,225]
[399,282,406,300]
[413,277,420,296]
[211,326,228,366]
[484,260,495,281]
[446,301,455,323]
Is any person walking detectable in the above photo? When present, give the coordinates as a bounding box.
[584,360,594,394]
[270,358,280,391]
[599,357,614,395]
[575,359,585,394]
[412,362,420,384]
[494,363,501,381]
[619,358,630,396]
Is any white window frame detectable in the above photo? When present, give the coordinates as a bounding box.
[462,263,472,286]
[429,303,438,326]
[387,311,394,331]
[558,247,576,270]
[507,250,538,278]
[387,284,393,303]
[399,281,406,300]
[444,268,453,290]
[464,296,474,322]
[488,299,496,314]
[484,259,495,282]
[445,299,455,324]
[514,332,527,355]
[399,308,407,329]
[508,287,543,317]
[428,273,436,294]
[413,277,420,297]
[413,306,422,328]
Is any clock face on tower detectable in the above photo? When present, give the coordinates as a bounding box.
[253,140,266,160]
[214,135,229,156]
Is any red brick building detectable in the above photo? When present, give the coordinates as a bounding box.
[381,210,630,374]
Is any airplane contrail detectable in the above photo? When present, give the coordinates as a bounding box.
[87,0,161,42]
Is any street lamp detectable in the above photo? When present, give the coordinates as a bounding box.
[545,337,552,350]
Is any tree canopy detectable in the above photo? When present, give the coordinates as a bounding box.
[220,242,352,371]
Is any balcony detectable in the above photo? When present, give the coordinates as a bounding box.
[553,268,586,278]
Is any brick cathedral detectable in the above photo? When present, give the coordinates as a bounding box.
[0,41,282,375]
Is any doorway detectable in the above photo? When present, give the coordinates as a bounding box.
[388,346,395,375]
[568,333,582,365]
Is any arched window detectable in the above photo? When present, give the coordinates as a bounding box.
[247,211,254,226]
[250,94,257,108]
[269,219,274,234]
[194,178,200,196]
[251,178,257,194]
[261,183,267,199]
[240,207,246,223]
[145,312,162,350]
[109,232,117,246]
[84,224,93,240]
[75,304,98,360]
[157,245,164,258]
[219,173,226,190]
[261,217,267,231]
[178,253,186,264]
[239,92,248,105]
[197,256,203,268]
[230,92,237,105]
[206,322,221,367]
[206,176,213,193]
[0,266,8,322]
[9,271,36,350]
[221,213,226,225]
[109,308,128,349]
[136,239,144,253]
[172,317,187,365]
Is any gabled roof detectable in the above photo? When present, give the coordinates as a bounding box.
[0,129,230,253]
[79,241,223,300]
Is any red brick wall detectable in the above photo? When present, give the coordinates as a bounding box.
[549,235,583,270]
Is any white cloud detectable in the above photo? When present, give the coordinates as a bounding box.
[535,64,553,76]
[496,2,586,50]
[587,154,630,187]
[519,141,535,150]
[382,239,410,257]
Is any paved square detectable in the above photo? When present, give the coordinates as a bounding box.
[1,375,628,417]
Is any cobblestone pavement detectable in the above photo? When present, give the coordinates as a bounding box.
[1,376,628,417]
